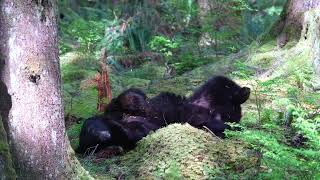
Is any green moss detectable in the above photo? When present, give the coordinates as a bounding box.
[64,86,98,118]
[122,63,166,80]
[147,76,193,96]
[60,52,98,68]
[256,40,277,53]
[0,118,16,179]
[282,40,298,49]
[250,52,276,69]
[272,45,312,78]
[67,122,83,150]
[66,145,94,180]
[247,38,315,82]
[61,58,97,85]
[99,124,259,179]
[60,51,101,118]
[120,77,150,90]
[62,67,91,84]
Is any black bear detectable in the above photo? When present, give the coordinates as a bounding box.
[76,116,113,154]
[180,75,250,137]
[173,103,232,137]
[148,76,250,137]
[77,115,158,154]
[119,115,158,147]
[187,75,250,123]
[147,92,186,126]
[77,76,250,154]
[104,88,149,120]
[104,89,186,127]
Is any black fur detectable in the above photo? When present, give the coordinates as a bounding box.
[105,90,186,127]
[77,115,157,154]
[76,116,113,154]
[154,76,250,137]
[178,104,232,137]
[187,76,250,123]
[104,88,149,119]
[148,92,186,126]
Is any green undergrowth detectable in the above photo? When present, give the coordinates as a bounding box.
[147,55,242,96]
[82,124,260,179]
[122,63,166,81]
[231,39,320,179]
[251,40,277,53]
[60,49,241,117]
[228,116,320,179]
[61,52,98,117]
[61,53,170,116]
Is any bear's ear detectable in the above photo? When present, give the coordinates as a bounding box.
[233,87,250,104]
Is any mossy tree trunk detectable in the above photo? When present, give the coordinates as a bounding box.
[0,1,91,179]
[271,0,320,79]
[303,9,320,80]
[271,1,319,40]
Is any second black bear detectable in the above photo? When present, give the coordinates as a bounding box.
[76,116,112,154]
[104,89,186,127]
[77,115,157,154]
[104,88,149,120]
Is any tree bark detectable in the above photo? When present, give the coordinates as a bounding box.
[0,1,90,179]
[270,0,320,80]
[271,0,320,45]
[303,9,320,80]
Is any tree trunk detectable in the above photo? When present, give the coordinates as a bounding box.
[271,0,320,45]
[303,9,320,79]
[0,1,90,179]
[197,0,211,50]
[270,0,320,80]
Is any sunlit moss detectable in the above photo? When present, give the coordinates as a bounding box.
[256,40,277,53]
[250,51,276,69]
[100,124,260,179]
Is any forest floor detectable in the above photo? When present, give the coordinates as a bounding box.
[63,39,320,179]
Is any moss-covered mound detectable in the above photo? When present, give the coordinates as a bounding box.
[104,124,260,179]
